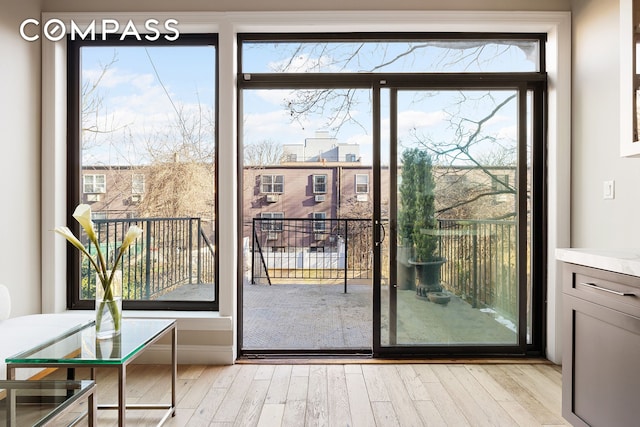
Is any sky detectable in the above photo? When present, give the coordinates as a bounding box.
[81,39,533,167]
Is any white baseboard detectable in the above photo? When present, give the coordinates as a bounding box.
[135,343,235,365]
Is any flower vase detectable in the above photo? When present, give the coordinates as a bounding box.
[95,270,122,339]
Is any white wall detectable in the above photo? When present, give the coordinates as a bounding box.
[0,0,42,316]
[572,0,640,247]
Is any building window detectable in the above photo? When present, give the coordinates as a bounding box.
[83,174,106,193]
[262,175,284,193]
[355,174,369,193]
[312,212,326,232]
[286,153,297,162]
[132,174,145,194]
[346,153,357,162]
[492,174,510,192]
[261,212,284,231]
[68,34,218,311]
[92,212,107,221]
[313,174,328,193]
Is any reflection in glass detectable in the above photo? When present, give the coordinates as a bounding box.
[383,89,522,347]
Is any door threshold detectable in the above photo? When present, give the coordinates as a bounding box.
[236,354,552,365]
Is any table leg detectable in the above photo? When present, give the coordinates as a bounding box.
[118,366,126,426]
[88,386,97,427]
[6,387,16,427]
[172,325,177,417]
[66,368,75,398]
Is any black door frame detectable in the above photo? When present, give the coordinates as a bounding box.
[237,33,547,358]
[372,81,545,358]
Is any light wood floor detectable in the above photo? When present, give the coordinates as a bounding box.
[48,361,568,426]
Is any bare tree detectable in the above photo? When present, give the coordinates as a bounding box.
[270,40,536,133]
[244,139,284,166]
[81,51,133,153]
[406,91,518,221]
[81,46,216,224]
[137,155,214,219]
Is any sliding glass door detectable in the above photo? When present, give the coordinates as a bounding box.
[238,34,546,357]
[375,84,539,356]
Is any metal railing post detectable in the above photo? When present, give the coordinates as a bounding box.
[188,219,194,284]
[252,219,256,285]
[197,218,202,284]
[472,222,478,308]
[344,219,348,293]
[145,219,152,299]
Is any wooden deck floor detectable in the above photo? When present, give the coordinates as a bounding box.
[47,362,568,426]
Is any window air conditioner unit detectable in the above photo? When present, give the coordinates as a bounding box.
[266,232,279,241]
[314,194,326,202]
[130,194,143,204]
[356,194,368,202]
[86,194,101,202]
[265,194,279,203]
[314,232,325,241]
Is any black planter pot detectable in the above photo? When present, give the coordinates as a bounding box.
[397,246,416,290]
[409,257,446,297]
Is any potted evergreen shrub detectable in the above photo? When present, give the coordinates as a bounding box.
[399,148,446,299]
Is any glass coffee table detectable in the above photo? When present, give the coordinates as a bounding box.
[5,319,176,426]
[0,380,96,427]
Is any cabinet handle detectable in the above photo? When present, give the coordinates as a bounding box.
[580,282,636,296]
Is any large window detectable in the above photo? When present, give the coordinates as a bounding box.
[67,35,218,310]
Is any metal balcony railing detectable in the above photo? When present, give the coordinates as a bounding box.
[250,217,518,322]
[251,218,373,291]
[438,219,518,321]
[83,217,215,301]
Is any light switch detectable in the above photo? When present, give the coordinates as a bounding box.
[603,180,615,199]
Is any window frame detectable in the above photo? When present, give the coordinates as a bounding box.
[83,174,106,194]
[238,31,549,358]
[66,34,219,311]
[355,174,369,194]
[313,174,328,194]
[261,212,284,231]
[312,211,326,232]
[131,174,145,195]
[261,174,285,194]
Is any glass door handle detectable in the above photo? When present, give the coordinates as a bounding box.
[375,221,386,246]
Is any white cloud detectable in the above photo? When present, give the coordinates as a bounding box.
[496,124,517,141]
[83,72,215,165]
[267,53,339,73]
[397,110,446,133]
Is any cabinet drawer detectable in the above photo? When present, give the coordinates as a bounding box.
[563,263,640,317]
[563,294,640,427]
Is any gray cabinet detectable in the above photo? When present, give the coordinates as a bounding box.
[562,263,640,427]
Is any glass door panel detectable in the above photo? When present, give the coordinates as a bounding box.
[380,88,525,350]
[240,87,374,353]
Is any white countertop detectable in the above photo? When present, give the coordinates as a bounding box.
[556,248,640,277]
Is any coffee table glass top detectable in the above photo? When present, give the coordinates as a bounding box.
[0,380,94,427]
[6,319,174,365]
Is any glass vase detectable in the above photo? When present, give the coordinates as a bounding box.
[95,270,122,339]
